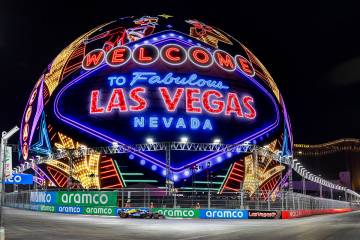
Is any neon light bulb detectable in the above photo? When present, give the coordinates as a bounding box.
[213,138,221,144]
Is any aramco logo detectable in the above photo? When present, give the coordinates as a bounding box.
[30,192,56,204]
[59,193,109,205]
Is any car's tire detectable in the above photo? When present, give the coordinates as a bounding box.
[120,212,128,218]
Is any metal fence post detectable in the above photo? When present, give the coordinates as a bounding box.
[241,190,244,209]
[253,149,259,210]
[173,190,176,208]
[143,188,146,208]
[121,189,124,208]
[207,189,211,209]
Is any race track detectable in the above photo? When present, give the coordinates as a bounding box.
[4,207,360,240]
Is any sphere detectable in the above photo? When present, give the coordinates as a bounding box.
[19,15,292,192]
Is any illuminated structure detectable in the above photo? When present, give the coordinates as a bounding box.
[19,15,292,196]
[294,139,360,191]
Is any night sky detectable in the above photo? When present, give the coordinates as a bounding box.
[1,1,360,144]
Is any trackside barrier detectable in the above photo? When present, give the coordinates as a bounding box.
[5,202,353,219]
[281,208,352,219]
[151,209,280,219]
[5,190,357,218]
[6,191,119,216]
[152,208,200,219]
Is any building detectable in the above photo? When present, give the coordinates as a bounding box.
[19,15,292,198]
[294,139,360,192]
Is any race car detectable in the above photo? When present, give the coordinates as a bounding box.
[118,208,165,219]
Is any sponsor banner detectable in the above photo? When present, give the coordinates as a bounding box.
[39,205,56,213]
[5,174,33,184]
[83,206,117,216]
[5,146,12,179]
[248,210,279,219]
[56,191,117,207]
[152,208,199,218]
[281,208,352,219]
[56,206,83,214]
[29,204,40,211]
[30,191,57,204]
[200,209,248,219]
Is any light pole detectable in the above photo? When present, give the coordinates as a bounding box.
[1,126,19,240]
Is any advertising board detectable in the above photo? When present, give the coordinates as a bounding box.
[200,209,248,219]
[30,192,57,204]
[5,174,33,184]
[56,191,117,207]
[152,208,199,218]
[248,210,279,219]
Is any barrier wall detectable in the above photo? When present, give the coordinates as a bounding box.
[6,191,354,219]
[281,208,352,219]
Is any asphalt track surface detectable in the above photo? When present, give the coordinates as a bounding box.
[4,207,360,240]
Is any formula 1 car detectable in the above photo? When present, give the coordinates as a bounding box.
[118,208,165,219]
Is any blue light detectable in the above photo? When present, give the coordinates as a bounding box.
[144,40,149,44]
[129,154,135,160]
[53,30,281,179]
[129,71,229,89]
[140,159,146,165]
[169,33,175,37]
[226,152,233,158]
[162,170,166,176]
[151,165,157,171]
[133,115,213,132]
[161,34,166,38]
[216,156,223,162]
[173,175,179,181]
[184,170,190,177]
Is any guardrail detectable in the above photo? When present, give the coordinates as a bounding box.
[4,189,355,212]
[4,189,356,219]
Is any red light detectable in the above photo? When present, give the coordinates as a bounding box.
[106,88,128,112]
[243,96,256,119]
[236,55,255,76]
[186,88,202,113]
[133,45,159,65]
[90,90,105,113]
[159,87,184,111]
[213,50,236,71]
[129,87,147,111]
[106,46,131,67]
[202,90,224,114]
[82,49,105,70]
[160,44,187,65]
[225,93,243,117]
